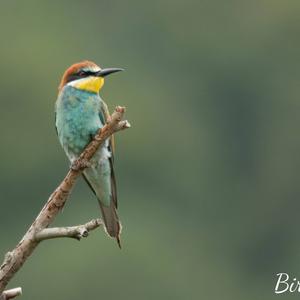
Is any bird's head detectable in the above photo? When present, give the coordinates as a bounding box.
[58,60,124,93]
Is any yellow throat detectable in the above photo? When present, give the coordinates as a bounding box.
[72,77,104,93]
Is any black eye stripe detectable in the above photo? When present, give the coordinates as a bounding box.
[78,70,96,77]
[66,74,80,83]
[66,70,98,84]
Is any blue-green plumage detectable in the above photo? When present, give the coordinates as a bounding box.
[55,84,120,245]
[56,86,102,157]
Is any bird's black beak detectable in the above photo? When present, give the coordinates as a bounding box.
[96,68,124,77]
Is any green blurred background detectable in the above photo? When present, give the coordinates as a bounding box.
[0,0,300,299]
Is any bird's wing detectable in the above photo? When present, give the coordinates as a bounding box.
[100,101,118,207]
[82,100,120,245]
[54,111,58,135]
[100,101,115,158]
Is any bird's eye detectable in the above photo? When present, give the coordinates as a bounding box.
[78,70,87,76]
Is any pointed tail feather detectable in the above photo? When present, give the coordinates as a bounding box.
[82,172,121,247]
[98,200,122,248]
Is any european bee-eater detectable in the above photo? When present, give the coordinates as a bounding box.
[55,61,123,247]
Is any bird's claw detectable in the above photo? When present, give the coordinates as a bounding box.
[106,115,112,124]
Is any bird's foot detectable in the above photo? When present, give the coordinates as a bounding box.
[70,159,92,171]
[106,115,112,124]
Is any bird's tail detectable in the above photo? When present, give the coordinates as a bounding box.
[82,169,122,248]
[98,200,122,248]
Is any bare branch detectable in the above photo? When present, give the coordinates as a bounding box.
[35,219,103,241]
[0,106,130,294]
[0,287,22,300]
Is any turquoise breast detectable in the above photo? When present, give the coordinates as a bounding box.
[55,86,104,158]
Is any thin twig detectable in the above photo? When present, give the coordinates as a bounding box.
[0,106,130,295]
[35,219,103,241]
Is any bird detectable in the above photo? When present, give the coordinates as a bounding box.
[55,60,124,247]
